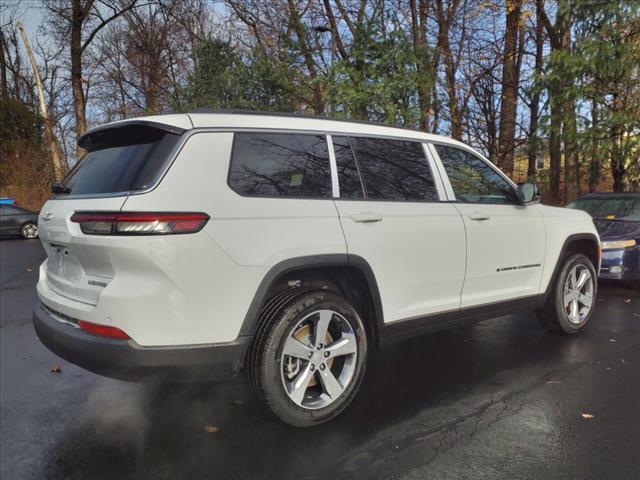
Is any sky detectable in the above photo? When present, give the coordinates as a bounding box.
[3,0,44,50]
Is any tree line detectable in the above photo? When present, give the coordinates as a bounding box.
[1,0,638,209]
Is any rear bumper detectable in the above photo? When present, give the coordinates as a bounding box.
[33,302,250,382]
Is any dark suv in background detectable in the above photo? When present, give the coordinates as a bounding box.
[567,192,640,283]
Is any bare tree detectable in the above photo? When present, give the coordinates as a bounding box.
[43,0,140,157]
[497,0,522,176]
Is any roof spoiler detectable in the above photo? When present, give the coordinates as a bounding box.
[78,120,187,150]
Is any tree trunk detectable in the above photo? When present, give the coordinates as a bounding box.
[71,0,89,159]
[527,0,545,180]
[559,6,578,203]
[410,0,433,132]
[549,89,562,204]
[440,32,461,139]
[0,31,8,99]
[435,0,461,139]
[287,0,323,114]
[16,22,65,181]
[588,102,600,192]
[612,161,625,192]
[497,0,522,177]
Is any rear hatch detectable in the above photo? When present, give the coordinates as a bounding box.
[39,122,185,305]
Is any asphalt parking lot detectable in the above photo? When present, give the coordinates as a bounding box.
[1,238,638,480]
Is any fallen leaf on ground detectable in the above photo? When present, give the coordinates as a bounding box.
[624,298,631,303]
[581,413,595,419]
[204,426,219,433]
[546,380,561,384]
[620,358,626,365]
[51,365,62,373]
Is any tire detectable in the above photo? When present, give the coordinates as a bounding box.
[249,289,368,427]
[536,253,597,334]
[21,222,38,239]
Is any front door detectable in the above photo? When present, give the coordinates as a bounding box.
[430,144,545,307]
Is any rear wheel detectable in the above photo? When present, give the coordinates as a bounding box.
[21,222,38,239]
[249,290,367,427]
[537,253,597,334]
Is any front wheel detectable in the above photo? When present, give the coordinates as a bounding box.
[21,222,38,239]
[537,253,597,334]
[249,290,368,427]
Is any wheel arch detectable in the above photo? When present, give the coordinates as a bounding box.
[542,233,600,300]
[239,254,384,348]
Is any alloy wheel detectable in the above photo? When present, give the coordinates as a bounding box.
[22,223,38,239]
[563,263,594,324]
[280,309,358,409]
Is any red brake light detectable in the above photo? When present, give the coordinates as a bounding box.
[78,320,130,339]
[70,212,209,235]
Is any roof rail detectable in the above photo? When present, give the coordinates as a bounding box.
[187,108,431,136]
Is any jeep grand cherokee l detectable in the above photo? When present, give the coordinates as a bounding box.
[33,111,600,426]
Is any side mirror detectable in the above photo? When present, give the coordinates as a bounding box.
[517,182,540,205]
[51,182,71,194]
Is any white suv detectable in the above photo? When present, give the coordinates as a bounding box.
[34,112,600,426]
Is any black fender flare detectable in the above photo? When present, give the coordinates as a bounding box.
[541,232,600,301]
[238,254,384,342]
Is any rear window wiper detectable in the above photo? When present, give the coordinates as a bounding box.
[51,183,72,194]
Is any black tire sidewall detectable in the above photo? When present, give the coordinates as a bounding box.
[552,253,597,333]
[257,290,368,427]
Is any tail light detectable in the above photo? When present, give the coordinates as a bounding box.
[78,320,130,339]
[70,212,209,235]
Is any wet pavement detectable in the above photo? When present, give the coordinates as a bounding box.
[1,238,639,479]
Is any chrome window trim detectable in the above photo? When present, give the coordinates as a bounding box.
[427,140,519,203]
[53,126,499,202]
[326,134,340,198]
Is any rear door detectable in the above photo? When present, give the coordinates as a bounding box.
[430,143,545,307]
[38,123,184,306]
[332,136,466,324]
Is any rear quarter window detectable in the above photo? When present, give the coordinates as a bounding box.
[62,125,181,195]
[228,133,332,198]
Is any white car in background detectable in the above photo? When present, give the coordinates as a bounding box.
[33,111,600,426]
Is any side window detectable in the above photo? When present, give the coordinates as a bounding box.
[1,206,18,214]
[332,136,364,199]
[349,137,438,201]
[434,145,517,204]
[229,133,332,198]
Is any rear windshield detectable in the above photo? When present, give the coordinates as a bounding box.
[62,125,181,195]
[567,197,640,221]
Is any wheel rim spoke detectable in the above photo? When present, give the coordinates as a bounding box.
[579,292,593,309]
[570,299,579,322]
[283,336,313,360]
[318,368,344,399]
[288,363,314,405]
[575,269,589,290]
[569,268,578,289]
[314,310,333,346]
[325,335,357,358]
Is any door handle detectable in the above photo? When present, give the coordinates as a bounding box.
[350,212,383,223]
[468,211,490,221]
